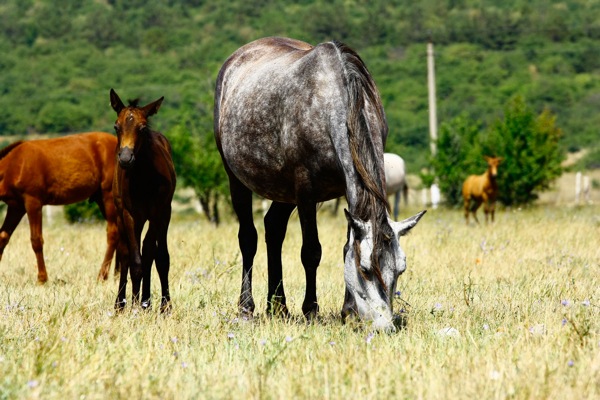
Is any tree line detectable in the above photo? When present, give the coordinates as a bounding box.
[0,0,598,217]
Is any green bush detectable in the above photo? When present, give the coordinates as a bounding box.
[433,96,565,206]
[64,201,104,223]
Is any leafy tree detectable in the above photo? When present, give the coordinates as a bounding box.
[490,96,564,205]
[168,112,228,225]
[431,114,483,205]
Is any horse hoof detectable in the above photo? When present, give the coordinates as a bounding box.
[141,300,152,311]
[160,301,172,315]
[114,299,127,312]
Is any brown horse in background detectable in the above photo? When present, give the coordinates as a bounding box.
[110,89,176,312]
[0,132,118,283]
[462,156,503,224]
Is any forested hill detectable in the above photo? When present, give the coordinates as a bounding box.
[1,0,600,170]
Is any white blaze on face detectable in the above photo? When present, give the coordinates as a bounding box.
[343,210,426,333]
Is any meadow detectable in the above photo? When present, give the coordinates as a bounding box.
[0,203,598,399]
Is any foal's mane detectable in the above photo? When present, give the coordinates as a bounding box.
[335,41,392,284]
[0,141,24,161]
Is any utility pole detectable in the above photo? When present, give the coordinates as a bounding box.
[427,40,438,157]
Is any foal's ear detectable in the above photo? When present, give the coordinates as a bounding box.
[142,96,164,117]
[391,210,426,238]
[344,209,367,239]
[110,88,125,114]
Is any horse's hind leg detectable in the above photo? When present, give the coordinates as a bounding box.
[23,197,47,283]
[0,205,26,262]
[96,190,119,281]
[229,178,258,318]
[393,190,400,220]
[297,200,321,320]
[264,201,295,316]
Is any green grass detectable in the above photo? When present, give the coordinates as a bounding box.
[0,205,598,399]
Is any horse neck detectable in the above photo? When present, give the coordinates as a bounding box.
[485,168,497,187]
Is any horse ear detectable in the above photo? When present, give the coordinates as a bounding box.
[344,209,367,239]
[391,210,426,238]
[143,96,164,117]
[110,88,125,114]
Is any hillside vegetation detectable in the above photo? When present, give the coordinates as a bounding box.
[1,0,600,172]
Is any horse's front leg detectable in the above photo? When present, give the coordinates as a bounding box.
[23,197,47,284]
[264,201,295,317]
[114,238,130,311]
[122,211,143,306]
[154,213,172,314]
[0,205,26,262]
[140,223,158,310]
[297,200,321,320]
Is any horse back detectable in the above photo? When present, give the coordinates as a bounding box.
[0,132,117,204]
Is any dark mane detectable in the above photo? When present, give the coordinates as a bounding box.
[335,41,392,283]
[128,98,140,107]
[0,141,24,161]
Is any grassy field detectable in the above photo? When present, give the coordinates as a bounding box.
[0,204,598,399]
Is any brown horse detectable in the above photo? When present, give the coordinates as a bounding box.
[0,132,118,283]
[462,156,503,224]
[110,89,176,312]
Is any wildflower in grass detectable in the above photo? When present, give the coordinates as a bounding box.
[181,362,188,369]
[285,336,293,343]
[483,324,489,330]
[581,299,590,307]
[562,318,568,326]
[227,333,235,340]
[434,303,443,310]
[259,339,266,346]
[27,380,38,388]
[171,337,178,343]
[329,341,336,346]
[365,332,375,344]
[568,360,574,367]
[561,299,570,307]
[394,290,401,298]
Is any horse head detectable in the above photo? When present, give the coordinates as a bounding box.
[342,209,425,333]
[110,88,163,169]
[484,156,503,179]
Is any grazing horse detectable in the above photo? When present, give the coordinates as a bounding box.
[384,153,409,220]
[110,89,176,312]
[462,156,503,224]
[215,37,425,332]
[0,132,118,283]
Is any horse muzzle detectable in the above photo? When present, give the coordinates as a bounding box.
[118,147,135,169]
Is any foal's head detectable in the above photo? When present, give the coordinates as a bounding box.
[110,88,164,169]
[343,210,425,333]
[484,156,503,178]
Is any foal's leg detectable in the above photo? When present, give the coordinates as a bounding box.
[155,213,172,313]
[296,200,321,319]
[264,201,295,316]
[140,224,158,310]
[115,237,130,311]
[0,205,26,262]
[129,219,145,306]
[23,197,47,283]
[229,178,258,317]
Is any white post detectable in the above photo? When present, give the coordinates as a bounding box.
[575,171,582,204]
[427,41,438,157]
[583,175,591,204]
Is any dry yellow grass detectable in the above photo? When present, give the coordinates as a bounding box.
[0,204,598,399]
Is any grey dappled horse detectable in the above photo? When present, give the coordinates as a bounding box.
[215,37,425,332]
[384,153,408,220]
